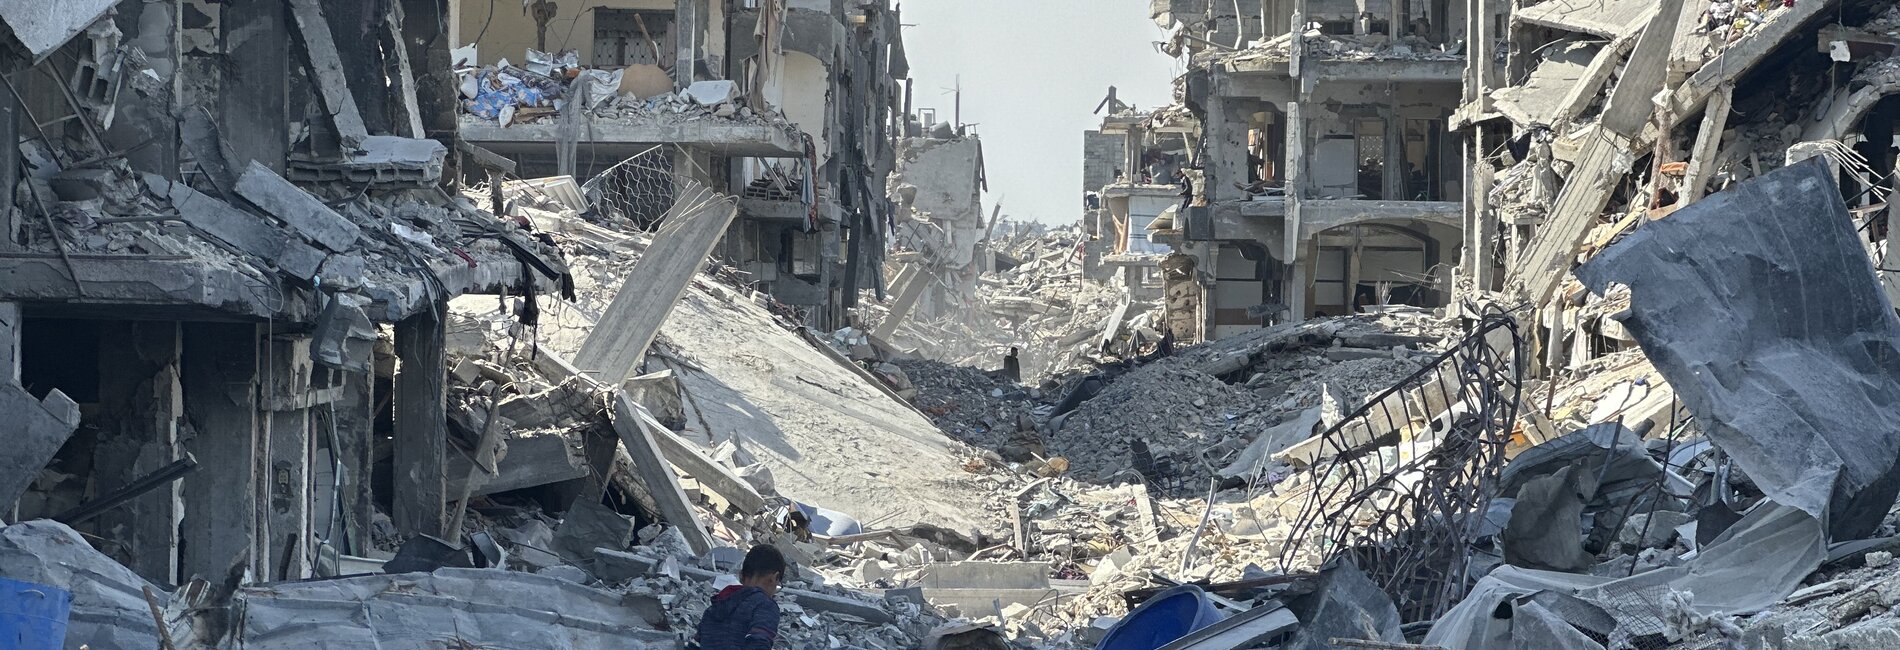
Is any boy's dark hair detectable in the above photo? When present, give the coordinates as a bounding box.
[740,544,787,580]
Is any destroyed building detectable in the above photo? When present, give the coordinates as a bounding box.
[19,0,1900,648]
[0,0,570,588]
[453,0,910,329]
[1127,0,1468,342]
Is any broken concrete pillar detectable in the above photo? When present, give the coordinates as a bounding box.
[872,264,928,341]
[322,0,392,136]
[573,181,739,383]
[399,0,459,185]
[608,393,713,554]
[0,302,17,384]
[93,321,185,586]
[1464,129,1497,293]
[394,307,448,538]
[264,337,314,580]
[1680,84,1733,205]
[222,0,288,174]
[334,360,377,555]
[181,322,263,580]
[287,0,368,148]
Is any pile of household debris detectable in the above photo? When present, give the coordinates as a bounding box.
[455,48,800,139]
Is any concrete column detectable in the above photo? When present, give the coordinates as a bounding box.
[0,303,17,385]
[401,0,459,184]
[321,0,391,135]
[181,322,262,580]
[872,264,928,341]
[93,322,185,585]
[1287,258,1308,321]
[1467,129,1498,293]
[263,337,314,579]
[223,0,288,172]
[393,307,447,538]
[1383,110,1404,200]
[1285,101,1306,260]
[1200,246,1221,338]
[675,0,699,88]
[332,342,378,555]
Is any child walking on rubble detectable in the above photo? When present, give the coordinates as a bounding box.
[693,545,786,649]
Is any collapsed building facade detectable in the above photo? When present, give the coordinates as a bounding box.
[1105,0,1469,342]
[0,0,581,596]
[14,0,1900,647]
[453,0,910,329]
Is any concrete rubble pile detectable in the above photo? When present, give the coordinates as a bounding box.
[860,227,1155,384]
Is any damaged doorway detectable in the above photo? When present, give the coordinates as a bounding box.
[1312,223,1442,314]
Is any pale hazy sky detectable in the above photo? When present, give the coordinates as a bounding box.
[900,1,1179,225]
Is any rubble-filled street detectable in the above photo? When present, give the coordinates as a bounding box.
[11,0,1900,649]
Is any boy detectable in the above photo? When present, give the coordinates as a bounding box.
[694,545,785,649]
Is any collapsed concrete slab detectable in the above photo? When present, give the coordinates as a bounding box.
[234,160,364,253]
[233,568,677,648]
[0,520,164,649]
[0,386,80,509]
[0,0,118,63]
[573,180,738,384]
[150,174,327,282]
[1579,159,1900,540]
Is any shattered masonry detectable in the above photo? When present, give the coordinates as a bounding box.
[14,0,1900,648]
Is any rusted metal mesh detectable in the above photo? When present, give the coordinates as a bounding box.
[1275,313,1524,622]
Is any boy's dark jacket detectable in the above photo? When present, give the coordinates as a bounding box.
[694,585,779,649]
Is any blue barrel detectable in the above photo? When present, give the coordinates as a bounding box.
[0,577,71,650]
[1093,584,1224,650]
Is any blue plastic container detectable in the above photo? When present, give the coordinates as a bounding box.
[0,577,72,650]
[1093,584,1225,650]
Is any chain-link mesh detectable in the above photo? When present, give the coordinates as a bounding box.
[581,145,676,231]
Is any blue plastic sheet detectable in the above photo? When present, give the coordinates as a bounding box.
[0,577,72,650]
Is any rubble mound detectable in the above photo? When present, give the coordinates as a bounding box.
[1049,334,1433,486]
[898,358,1039,451]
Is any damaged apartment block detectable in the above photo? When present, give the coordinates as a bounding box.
[0,0,564,587]
[1105,0,1468,346]
[454,0,908,331]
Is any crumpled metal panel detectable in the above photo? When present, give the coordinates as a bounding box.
[1577,158,1900,540]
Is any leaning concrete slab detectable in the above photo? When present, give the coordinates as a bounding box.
[609,392,714,554]
[0,383,80,509]
[235,161,363,252]
[286,0,369,147]
[152,174,326,281]
[573,180,737,383]
[0,0,118,63]
[1510,0,1682,304]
